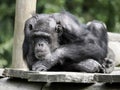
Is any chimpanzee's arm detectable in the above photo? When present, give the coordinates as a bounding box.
[52,43,105,64]
[32,41,105,71]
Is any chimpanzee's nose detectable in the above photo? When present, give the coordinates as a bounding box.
[38,43,44,47]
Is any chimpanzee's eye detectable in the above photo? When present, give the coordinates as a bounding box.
[44,37,51,44]
[29,24,33,31]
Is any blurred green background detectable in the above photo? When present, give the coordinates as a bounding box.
[0,0,120,68]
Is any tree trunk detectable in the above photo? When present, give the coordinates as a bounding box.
[11,0,37,69]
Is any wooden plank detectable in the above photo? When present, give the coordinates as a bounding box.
[3,68,38,79]
[94,74,120,83]
[3,68,120,83]
[94,67,120,83]
[28,72,95,83]
[3,68,95,83]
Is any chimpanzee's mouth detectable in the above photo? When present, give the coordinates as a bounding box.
[35,53,45,59]
[35,50,45,54]
[35,50,48,59]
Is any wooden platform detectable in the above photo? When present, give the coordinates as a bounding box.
[2,67,120,83]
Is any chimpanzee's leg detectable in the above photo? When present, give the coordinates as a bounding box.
[64,59,104,73]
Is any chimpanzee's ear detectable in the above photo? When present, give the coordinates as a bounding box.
[55,21,63,36]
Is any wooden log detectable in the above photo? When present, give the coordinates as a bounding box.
[107,32,120,65]
[108,32,120,42]
[0,69,4,78]
[108,41,120,66]
[11,0,37,69]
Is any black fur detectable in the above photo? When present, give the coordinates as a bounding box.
[22,11,114,73]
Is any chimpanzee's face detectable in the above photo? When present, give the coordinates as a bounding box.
[33,36,51,59]
[30,17,63,59]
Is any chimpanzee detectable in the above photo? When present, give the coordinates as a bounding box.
[22,11,114,73]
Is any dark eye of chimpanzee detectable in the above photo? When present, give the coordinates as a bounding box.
[29,24,33,31]
[43,36,51,44]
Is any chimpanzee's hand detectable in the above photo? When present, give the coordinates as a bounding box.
[32,53,57,71]
[32,61,48,71]
[102,58,114,73]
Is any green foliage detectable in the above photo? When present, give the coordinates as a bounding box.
[0,0,120,67]
[0,0,15,67]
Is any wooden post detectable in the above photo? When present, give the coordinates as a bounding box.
[11,0,37,69]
